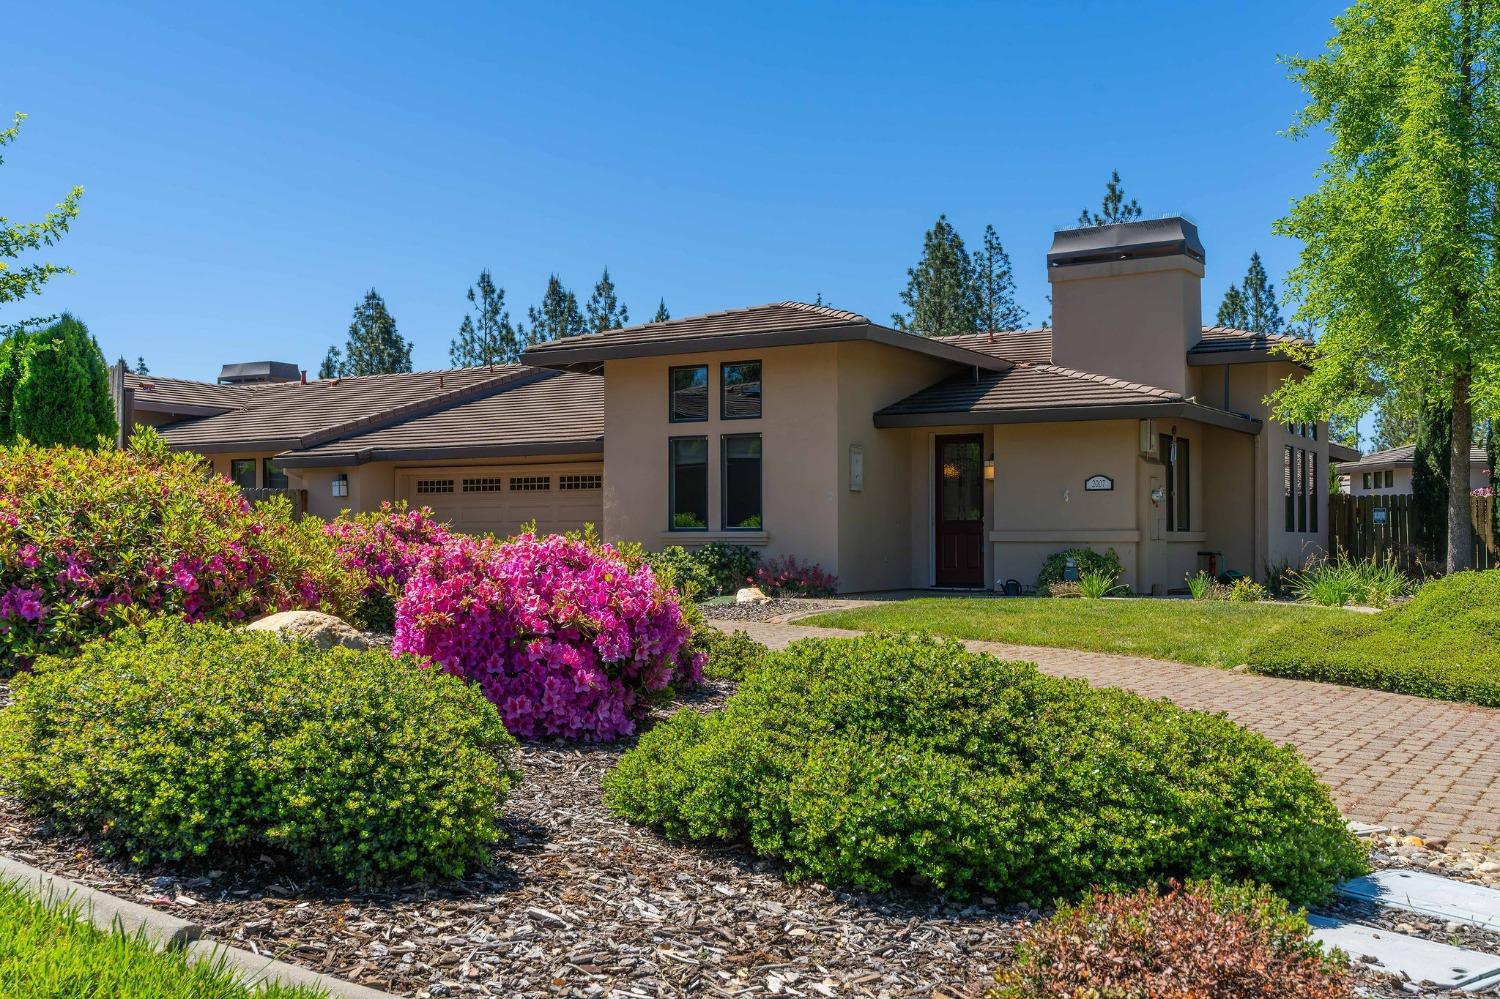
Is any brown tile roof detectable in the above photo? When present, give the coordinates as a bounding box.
[875,363,1259,433]
[159,366,545,452]
[522,301,1012,373]
[125,372,274,417]
[276,371,602,466]
[1336,444,1489,471]
[936,329,1054,364]
[1188,326,1311,364]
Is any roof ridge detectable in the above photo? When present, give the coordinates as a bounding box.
[1031,363,1183,400]
[1199,325,1309,343]
[772,300,869,323]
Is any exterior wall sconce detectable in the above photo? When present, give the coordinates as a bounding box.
[331,473,349,498]
[984,456,996,481]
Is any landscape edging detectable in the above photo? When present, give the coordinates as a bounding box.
[0,852,402,999]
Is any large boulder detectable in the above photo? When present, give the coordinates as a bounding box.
[736,586,772,606]
[244,610,374,651]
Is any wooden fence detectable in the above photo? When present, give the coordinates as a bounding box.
[1328,492,1497,570]
[240,487,309,519]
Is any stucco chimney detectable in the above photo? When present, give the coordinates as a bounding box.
[1046,217,1204,395]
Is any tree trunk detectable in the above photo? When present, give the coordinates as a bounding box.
[1447,369,1474,573]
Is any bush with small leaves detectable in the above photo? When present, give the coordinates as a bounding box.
[1036,547,1122,591]
[604,634,1365,904]
[1228,577,1271,602]
[701,628,770,681]
[992,880,1353,998]
[0,620,517,882]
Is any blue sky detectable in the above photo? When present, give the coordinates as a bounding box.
[5,0,1341,382]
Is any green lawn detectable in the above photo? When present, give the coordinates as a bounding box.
[802,597,1343,668]
[0,879,322,999]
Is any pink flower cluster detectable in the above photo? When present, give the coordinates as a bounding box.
[393,530,699,741]
[753,555,838,598]
[325,502,453,628]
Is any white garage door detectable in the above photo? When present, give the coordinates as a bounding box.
[395,463,603,538]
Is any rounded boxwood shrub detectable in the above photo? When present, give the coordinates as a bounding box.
[702,628,770,681]
[604,634,1365,904]
[0,620,518,882]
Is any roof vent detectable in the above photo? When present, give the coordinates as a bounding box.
[217,361,301,385]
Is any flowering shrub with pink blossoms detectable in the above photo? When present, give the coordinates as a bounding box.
[0,431,356,672]
[393,530,700,741]
[325,501,454,631]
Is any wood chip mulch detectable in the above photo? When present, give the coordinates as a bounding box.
[0,677,1028,998]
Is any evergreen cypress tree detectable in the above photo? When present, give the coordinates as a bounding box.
[972,224,1028,332]
[585,267,629,334]
[449,269,516,366]
[891,215,980,336]
[325,289,411,377]
[1216,284,1249,328]
[1078,170,1143,227]
[524,275,586,345]
[1412,394,1452,565]
[9,313,115,447]
[652,299,670,323]
[317,345,342,380]
[0,330,32,443]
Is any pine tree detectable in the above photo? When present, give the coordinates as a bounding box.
[972,225,1028,332]
[1240,253,1284,332]
[584,267,629,334]
[7,314,115,448]
[524,275,586,345]
[324,289,411,377]
[449,269,517,366]
[317,345,342,380]
[1216,284,1249,328]
[652,299,670,323]
[1078,170,1143,227]
[135,356,149,376]
[891,215,979,336]
[1412,393,1452,565]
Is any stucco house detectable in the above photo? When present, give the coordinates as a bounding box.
[120,216,1330,594]
[1337,445,1490,497]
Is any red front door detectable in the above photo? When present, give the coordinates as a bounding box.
[934,434,985,587]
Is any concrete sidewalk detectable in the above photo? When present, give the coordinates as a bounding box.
[717,618,1500,848]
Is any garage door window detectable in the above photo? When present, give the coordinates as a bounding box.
[560,473,602,490]
[463,477,503,492]
[722,434,762,530]
[669,437,708,530]
[510,476,550,491]
[416,479,454,494]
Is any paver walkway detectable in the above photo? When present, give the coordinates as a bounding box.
[715,616,1500,848]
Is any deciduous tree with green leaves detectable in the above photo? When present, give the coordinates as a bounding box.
[449,269,516,366]
[1,113,83,308]
[1271,0,1500,572]
[584,267,629,334]
[323,289,411,377]
[892,215,979,336]
[1077,169,1142,227]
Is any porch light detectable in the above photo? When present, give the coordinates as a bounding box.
[331,473,349,498]
[984,455,996,481]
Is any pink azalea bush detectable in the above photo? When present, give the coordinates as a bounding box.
[325,501,454,631]
[393,530,700,741]
[0,432,355,671]
[753,555,838,597]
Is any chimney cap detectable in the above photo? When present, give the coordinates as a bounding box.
[1047,216,1204,268]
[217,361,301,385]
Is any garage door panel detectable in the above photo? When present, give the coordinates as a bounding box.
[397,463,603,538]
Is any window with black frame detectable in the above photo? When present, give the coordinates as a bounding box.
[262,457,288,489]
[229,458,256,489]
[669,437,708,530]
[720,360,761,420]
[722,434,762,530]
[669,365,709,422]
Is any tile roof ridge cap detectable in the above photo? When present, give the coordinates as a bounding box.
[773,300,869,322]
[1031,364,1183,399]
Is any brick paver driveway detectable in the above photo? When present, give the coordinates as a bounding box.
[715,616,1500,848]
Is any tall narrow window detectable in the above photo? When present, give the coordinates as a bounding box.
[669,365,709,422]
[262,457,288,489]
[1309,453,1319,533]
[1160,434,1176,532]
[1297,448,1308,532]
[722,434,762,530]
[1284,447,1295,532]
[230,458,256,489]
[721,361,762,420]
[669,437,708,530]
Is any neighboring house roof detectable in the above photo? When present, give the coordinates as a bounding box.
[1187,326,1311,365]
[1336,444,1490,472]
[275,371,603,467]
[1328,441,1363,463]
[125,372,274,419]
[521,301,1013,374]
[157,365,600,457]
[874,363,1261,433]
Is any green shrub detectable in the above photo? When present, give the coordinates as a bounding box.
[702,628,770,681]
[694,543,762,595]
[1290,552,1409,608]
[1037,547,1122,590]
[1247,569,1500,705]
[1076,569,1125,599]
[0,621,518,882]
[644,545,715,600]
[993,879,1353,998]
[1228,577,1270,602]
[604,634,1365,904]
[1186,572,1215,599]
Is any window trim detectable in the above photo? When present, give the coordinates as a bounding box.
[720,433,763,532]
[229,457,257,489]
[668,364,709,424]
[667,435,710,532]
[261,457,287,490]
[719,359,763,421]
